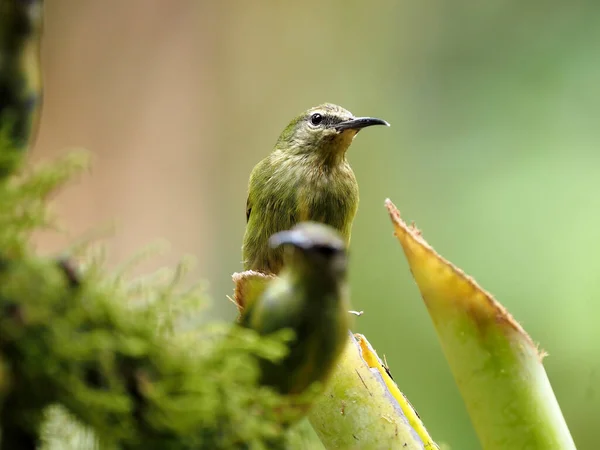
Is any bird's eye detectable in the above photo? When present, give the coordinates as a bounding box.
[310,113,323,126]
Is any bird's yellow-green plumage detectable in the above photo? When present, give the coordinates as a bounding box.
[243,103,389,274]
[239,222,352,395]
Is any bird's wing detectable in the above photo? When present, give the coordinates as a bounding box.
[245,195,252,223]
[243,155,299,273]
[245,157,267,224]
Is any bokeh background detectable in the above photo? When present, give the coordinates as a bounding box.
[32,1,600,448]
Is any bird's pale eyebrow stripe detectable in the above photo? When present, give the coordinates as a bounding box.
[325,114,345,126]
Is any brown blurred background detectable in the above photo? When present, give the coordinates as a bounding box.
[32,1,600,448]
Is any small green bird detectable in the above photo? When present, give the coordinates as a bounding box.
[243,103,389,274]
[239,222,352,395]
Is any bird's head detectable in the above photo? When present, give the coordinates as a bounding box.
[269,222,348,279]
[275,103,389,166]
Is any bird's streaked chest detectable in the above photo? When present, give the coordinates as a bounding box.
[279,161,358,225]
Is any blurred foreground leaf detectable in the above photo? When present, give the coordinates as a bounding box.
[385,199,576,450]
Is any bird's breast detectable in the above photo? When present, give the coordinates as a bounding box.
[294,164,358,237]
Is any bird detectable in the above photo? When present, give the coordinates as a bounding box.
[239,222,352,395]
[242,103,389,274]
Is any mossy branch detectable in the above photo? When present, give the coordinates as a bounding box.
[0,0,43,179]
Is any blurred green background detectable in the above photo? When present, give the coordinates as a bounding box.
[33,1,600,448]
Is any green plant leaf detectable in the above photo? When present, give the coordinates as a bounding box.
[309,332,437,450]
[386,199,576,450]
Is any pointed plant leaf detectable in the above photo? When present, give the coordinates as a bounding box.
[385,199,576,450]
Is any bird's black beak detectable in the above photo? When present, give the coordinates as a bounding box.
[334,117,390,132]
